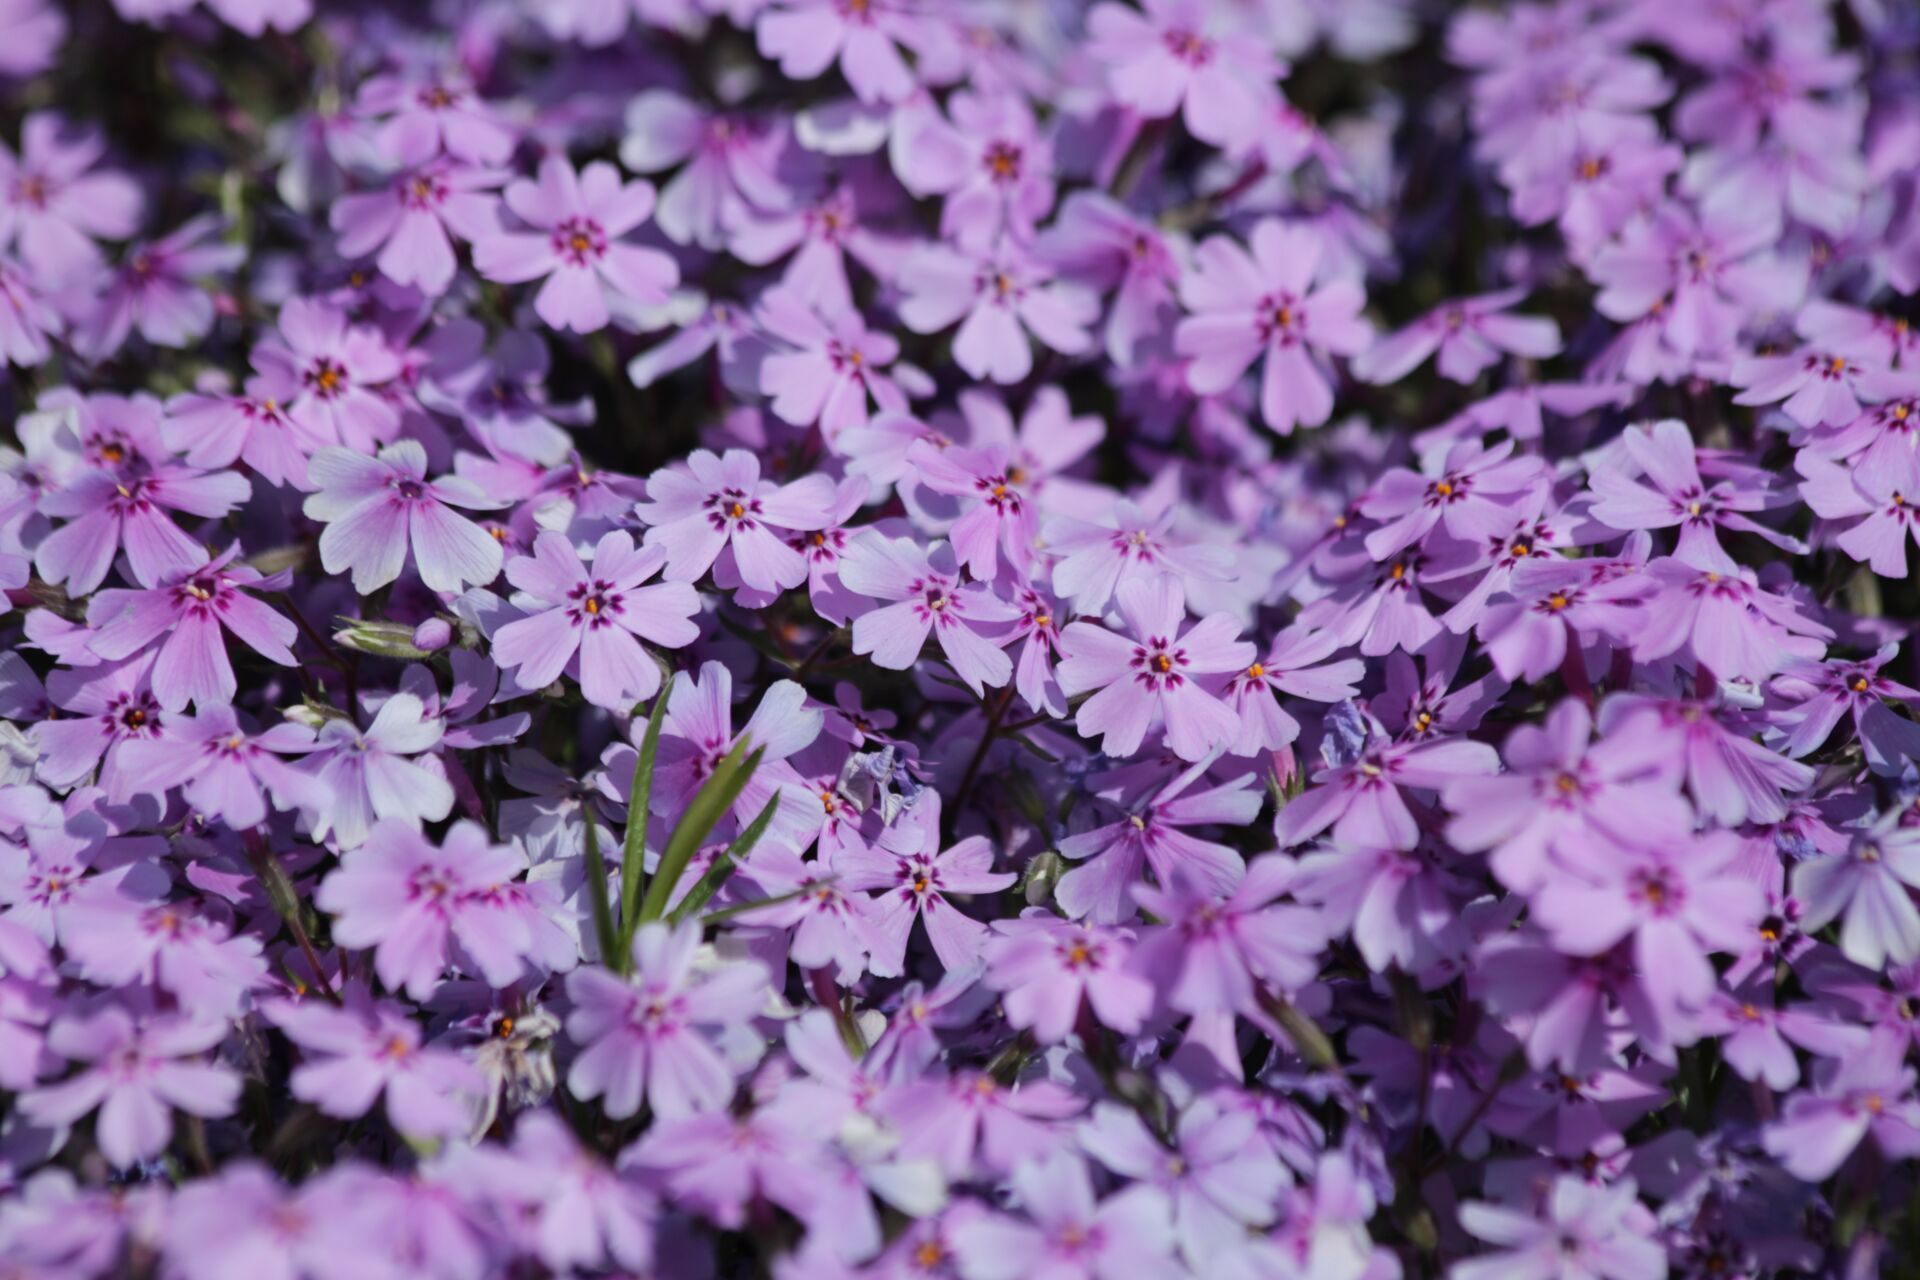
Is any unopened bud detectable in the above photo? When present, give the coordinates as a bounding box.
[333,617,434,660]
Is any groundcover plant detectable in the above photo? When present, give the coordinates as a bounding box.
[3,0,1920,1275]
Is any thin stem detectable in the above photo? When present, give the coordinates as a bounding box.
[243,830,339,1006]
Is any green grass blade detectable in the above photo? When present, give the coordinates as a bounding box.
[618,694,670,940]
[668,793,781,926]
[638,739,764,925]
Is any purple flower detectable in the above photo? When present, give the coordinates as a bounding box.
[0,112,142,282]
[114,706,319,831]
[331,160,504,296]
[84,548,298,711]
[1454,1176,1665,1280]
[1762,1034,1920,1181]
[316,818,550,998]
[1220,625,1365,756]
[952,1152,1178,1280]
[1086,0,1280,153]
[356,72,516,167]
[839,532,1019,695]
[981,914,1153,1043]
[620,92,793,252]
[755,0,935,105]
[1134,856,1327,1015]
[1587,419,1805,570]
[1037,191,1180,367]
[756,286,907,439]
[305,440,505,594]
[33,461,250,596]
[1357,437,1547,561]
[493,530,700,710]
[1768,646,1920,770]
[1632,559,1831,683]
[1056,763,1260,923]
[1353,287,1562,385]
[296,692,453,848]
[1044,496,1232,616]
[1599,693,1814,827]
[1797,446,1920,578]
[840,790,1014,975]
[565,920,768,1119]
[1275,712,1499,850]
[899,238,1098,385]
[632,660,824,854]
[271,995,483,1138]
[635,447,837,592]
[164,366,319,491]
[1056,577,1254,762]
[898,90,1056,249]
[20,1005,238,1169]
[1792,812,1920,970]
[906,439,1040,580]
[251,296,403,452]
[474,155,678,334]
[1175,220,1373,435]
[73,215,243,360]
[28,654,168,800]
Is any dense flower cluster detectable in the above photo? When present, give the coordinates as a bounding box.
[3,0,1920,1276]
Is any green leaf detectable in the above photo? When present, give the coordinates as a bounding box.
[669,793,781,926]
[637,738,764,926]
[580,813,621,972]
[699,879,825,926]
[618,695,670,943]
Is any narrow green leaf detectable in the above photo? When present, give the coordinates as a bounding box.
[699,878,826,926]
[580,813,622,972]
[618,695,670,940]
[639,739,764,925]
[669,794,781,926]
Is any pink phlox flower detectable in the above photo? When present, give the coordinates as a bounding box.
[269,993,484,1138]
[250,295,404,451]
[331,159,506,296]
[1597,691,1814,828]
[1086,0,1282,153]
[1358,436,1549,561]
[305,439,505,594]
[879,1066,1086,1179]
[979,913,1154,1044]
[839,532,1020,695]
[730,180,908,312]
[899,236,1097,384]
[1476,555,1650,683]
[755,0,941,105]
[1133,856,1327,1017]
[635,446,838,593]
[316,818,546,999]
[492,529,701,710]
[1274,708,1499,851]
[1036,191,1181,367]
[355,71,517,167]
[623,1108,820,1230]
[83,547,297,712]
[565,920,769,1119]
[33,457,251,597]
[1632,557,1831,683]
[1454,1176,1666,1280]
[474,155,678,334]
[1006,585,1068,717]
[905,438,1039,580]
[72,215,243,360]
[756,285,907,438]
[1220,625,1364,757]
[1796,444,1920,578]
[295,690,454,848]
[28,653,169,800]
[896,90,1056,249]
[952,1152,1179,1280]
[1353,287,1563,385]
[1762,1033,1920,1182]
[619,91,795,251]
[1056,576,1254,762]
[1175,219,1373,435]
[1767,644,1920,770]
[0,805,168,948]
[837,789,1014,976]
[1044,495,1233,617]
[629,660,825,854]
[1056,758,1258,924]
[0,112,142,283]
[1793,811,1920,971]
[164,364,319,491]
[1374,635,1508,743]
[1587,418,1805,571]
[113,705,320,831]
[1443,698,1687,894]
[20,1004,238,1169]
